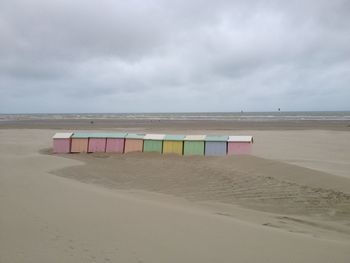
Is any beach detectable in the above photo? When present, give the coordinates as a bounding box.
[1,119,350,262]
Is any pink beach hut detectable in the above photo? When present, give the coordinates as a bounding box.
[52,132,73,153]
[105,133,127,153]
[88,133,108,153]
[227,136,254,155]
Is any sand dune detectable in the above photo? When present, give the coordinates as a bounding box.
[1,129,350,262]
[54,152,350,239]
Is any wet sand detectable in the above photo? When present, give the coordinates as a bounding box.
[0,118,349,131]
[1,125,350,262]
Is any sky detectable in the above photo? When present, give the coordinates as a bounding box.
[0,0,349,113]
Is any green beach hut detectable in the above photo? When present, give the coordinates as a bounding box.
[183,135,206,156]
[143,134,165,153]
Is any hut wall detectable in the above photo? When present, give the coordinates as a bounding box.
[163,141,183,155]
[88,138,106,153]
[205,141,227,156]
[71,138,89,153]
[53,139,71,153]
[227,142,252,155]
[106,138,125,153]
[124,139,143,153]
[183,141,205,155]
[143,140,163,153]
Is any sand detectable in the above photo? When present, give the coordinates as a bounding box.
[1,126,350,262]
[1,118,349,131]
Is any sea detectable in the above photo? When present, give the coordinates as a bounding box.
[0,111,349,122]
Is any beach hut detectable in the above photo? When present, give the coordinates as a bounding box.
[205,135,228,156]
[163,134,185,155]
[105,133,127,153]
[88,133,108,153]
[143,134,165,153]
[183,135,206,156]
[124,133,145,153]
[227,136,254,155]
[52,132,73,153]
[71,133,90,153]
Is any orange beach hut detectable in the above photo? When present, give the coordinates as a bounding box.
[71,133,90,153]
[124,133,144,153]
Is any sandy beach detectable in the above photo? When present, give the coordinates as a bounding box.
[2,0,350,261]
[1,121,350,262]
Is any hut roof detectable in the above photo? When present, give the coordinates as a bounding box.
[164,134,185,141]
[88,132,127,138]
[143,134,165,140]
[108,132,127,138]
[125,133,145,139]
[184,135,206,141]
[205,135,228,142]
[71,132,91,138]
[228,136,253,143]
[52,132,73,139]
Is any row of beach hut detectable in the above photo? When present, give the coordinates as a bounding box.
[53,132,253,156]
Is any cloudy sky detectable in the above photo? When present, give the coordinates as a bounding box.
[0,0,349,113]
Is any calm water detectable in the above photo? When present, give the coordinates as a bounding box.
[1,112,350,121]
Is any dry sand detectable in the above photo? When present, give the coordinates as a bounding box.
[1,127,350,262]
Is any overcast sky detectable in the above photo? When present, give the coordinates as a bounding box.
[0,0,349,113]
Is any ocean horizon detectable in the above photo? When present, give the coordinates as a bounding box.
[1,111,350,122]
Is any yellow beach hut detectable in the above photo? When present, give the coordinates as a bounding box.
[163,134,185,155]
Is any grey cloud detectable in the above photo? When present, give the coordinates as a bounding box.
[0,0,349,113]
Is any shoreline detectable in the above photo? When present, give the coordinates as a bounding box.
[0,119,350,131]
